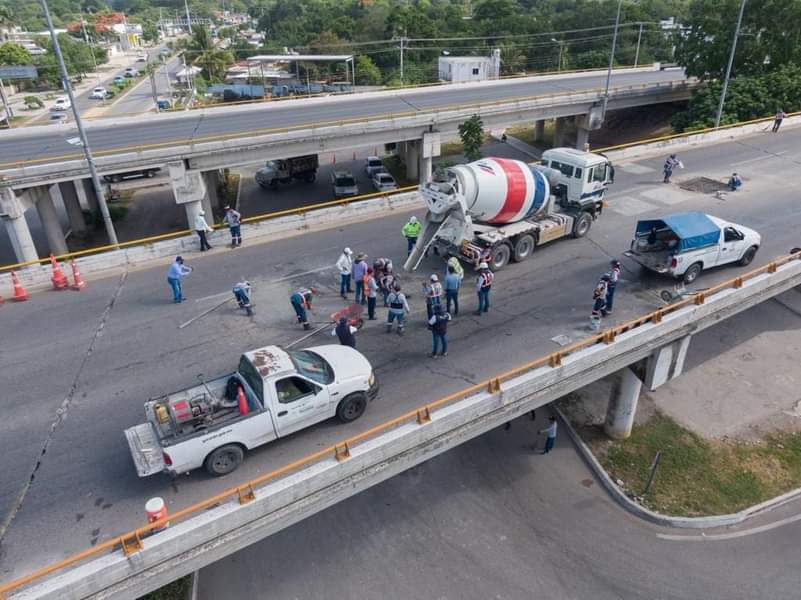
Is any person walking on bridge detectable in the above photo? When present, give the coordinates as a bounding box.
[166,256,192,303]
[605,260,621,314]
[539,416,558,454]
[194,210,214,251]
[336,247,353,299]
[772,109,786,133]
[223,205,242,247]
[663,154,682,184]
[403,216,422,257]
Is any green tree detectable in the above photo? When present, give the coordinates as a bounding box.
[459,114,484,161]
[0,42,33,66]
[354,55,381,85]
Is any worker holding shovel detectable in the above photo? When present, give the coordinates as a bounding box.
[290,287,317,330]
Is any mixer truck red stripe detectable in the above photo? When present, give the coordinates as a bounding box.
[488,158,528,224]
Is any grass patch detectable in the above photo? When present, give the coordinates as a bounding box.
[505,123,553,148]
[602,414,801,516]
[137,575,191,600]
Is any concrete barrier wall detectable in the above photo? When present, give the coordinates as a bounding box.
[0,191,424,294]
[12,256,801,600]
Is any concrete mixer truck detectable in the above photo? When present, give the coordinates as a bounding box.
[404,148,614,272]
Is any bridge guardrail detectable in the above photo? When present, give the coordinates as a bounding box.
[2,248,798,599]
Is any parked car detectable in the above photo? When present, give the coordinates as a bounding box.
[331,171,359,198]
[124,67,137,78]
[365,156,384,176]
[156,99,171,110]
[372,171,398,192]
[90,86,108,99]
[113,75,126,85]
[49,112,69,125]
[102,168,162,183]
[52,96,71,111]
[136,53,147,62]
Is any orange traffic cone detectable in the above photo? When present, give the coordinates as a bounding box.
[50,254,68,290]
[10,270,28,302]
[70,260,86,291]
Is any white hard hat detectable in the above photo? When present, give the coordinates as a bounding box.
[199,210,205,216]
[344,247,352,254]
[409,216,418,224]
[430,274,438,282]
[479,262,489,269]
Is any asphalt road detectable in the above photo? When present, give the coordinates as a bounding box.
[1,126,800,583]
[199,413,801,600]
[0,68,687,167]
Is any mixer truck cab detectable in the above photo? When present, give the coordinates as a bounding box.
[124,345,378,477]
[405,148,613,272]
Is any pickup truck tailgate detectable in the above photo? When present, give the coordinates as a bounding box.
[124,423,166,477]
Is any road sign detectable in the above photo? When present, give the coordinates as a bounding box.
[0,66,38,80]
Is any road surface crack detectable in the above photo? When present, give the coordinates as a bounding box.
[0,271,128,545]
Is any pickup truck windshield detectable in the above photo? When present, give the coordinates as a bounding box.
[289,350,334,385]
[238,355,264,400]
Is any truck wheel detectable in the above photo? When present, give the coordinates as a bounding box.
[682,263,703,284]
[204,444,244,477]
[110,174,123,183]
[490,244,511,271]
[572,212,592,238]
[739,246,758,266]
[304,172,316,183]
[512,235,535,262]
[336,393,367,423]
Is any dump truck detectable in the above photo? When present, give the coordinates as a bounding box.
[255,154,319,188]
[404,148,614,271]
[124,345,378,478]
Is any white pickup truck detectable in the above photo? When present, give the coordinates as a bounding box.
[625,212,761,284]
[125,345,378,477]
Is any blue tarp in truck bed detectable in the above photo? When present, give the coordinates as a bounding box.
[636,212,720,252]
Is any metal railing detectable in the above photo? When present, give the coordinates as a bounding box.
[1,248,798,599]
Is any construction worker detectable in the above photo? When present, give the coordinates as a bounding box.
[428,304,452,358]
[380,266,398,306]
[331,316,357,348]
[373,257,393,303]
[365,267,378,320]
[447,256,464,282]
[352,253,368,305]
[663,154,682,184]
[194,210,213,251]
[444,259,463,316]
[772,109,786,133]
[223,205,242,247]
[290,287,316,330]
[474,262,494,315]
[386,282,410,336]
[592,274,610,319]
[336,247,353,299]
[233,279,253,316]
[166,256,192,303]
[606,260,621,314]
[423,274,443,319]
[728,172,743,191]
[402,216,422,256]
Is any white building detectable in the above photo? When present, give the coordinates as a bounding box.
[438,50,500,83]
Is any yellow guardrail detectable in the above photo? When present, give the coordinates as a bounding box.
[1,248,798,599]
[0,78,692,170]
[0,185,419,273]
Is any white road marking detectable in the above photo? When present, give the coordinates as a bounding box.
[657,512,801,542]
[194,266,335,302]
[731,151,787,167]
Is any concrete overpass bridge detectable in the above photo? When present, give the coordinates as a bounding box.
[0,66,692,266]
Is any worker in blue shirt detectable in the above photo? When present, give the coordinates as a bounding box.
[290,288,316,330]
[444,264,461,316]
[166,256,192,303]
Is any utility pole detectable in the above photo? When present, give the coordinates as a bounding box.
[715,0,747,129]
[0,77,13,126]
[634,22,644,67]
[184,0,193,34]
[601,0,623,121]
[148,66,160,111]
[39,0,118,246]
[80,16,99,81]
[399,35,405,86]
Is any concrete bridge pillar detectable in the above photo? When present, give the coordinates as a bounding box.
[81,178,101,217]
[168,161,208,229]
[405,140,420,181]
[574,114,591,151]
[533,120,545,143]
[419,131,441,185]
[58,181,88,237]
[32,186,69,256]
[202,170,220,215]
[604,366,642,440]
[0,185,38,264]
[553,117,567,147]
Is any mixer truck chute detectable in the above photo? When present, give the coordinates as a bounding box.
[404,148,613,272]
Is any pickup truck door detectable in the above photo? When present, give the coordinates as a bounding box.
[271,376,330,437]
[717,226,746,266]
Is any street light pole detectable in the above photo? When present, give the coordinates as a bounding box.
[399,36,405,86]
[634,22,644,67]
[715,0,747,129]
[601,0,623,121]
[39,0,118,246]
[551,38,564,72]
[184,0,193,34]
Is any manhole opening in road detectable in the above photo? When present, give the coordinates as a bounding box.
[679,176,730,194]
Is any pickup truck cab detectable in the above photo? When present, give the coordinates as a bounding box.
[625,212,760,284]
[125,344,378,477]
